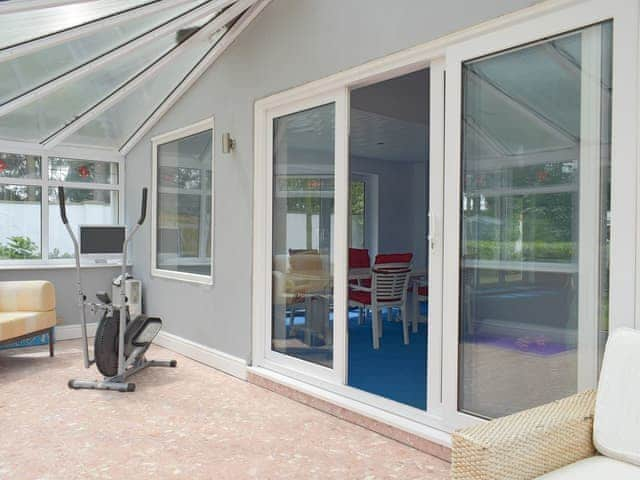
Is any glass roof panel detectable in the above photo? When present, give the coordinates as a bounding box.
[0,1,204,105]
[0,10,222,145]
[68,27,228,149]
[0,0,155,49]
[0,33,181,143]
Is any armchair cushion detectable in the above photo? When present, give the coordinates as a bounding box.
[0,311,56,342]
[536,455,640,479]
[0,281,56,312]
[593,327,640,466]
[451,390,596,480]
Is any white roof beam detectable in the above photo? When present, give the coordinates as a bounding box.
[0,0,203,64]
[0,0,100,14]
[0,0,238,119]
[42,0,256,148]
[120,0,273,155]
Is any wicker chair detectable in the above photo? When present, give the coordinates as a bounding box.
[451,328,640,479]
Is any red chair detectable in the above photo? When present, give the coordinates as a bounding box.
[349,248,371,270]
[349,248,371,324]
[349,253,413,349]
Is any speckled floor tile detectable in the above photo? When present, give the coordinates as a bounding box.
[0,340,450,480]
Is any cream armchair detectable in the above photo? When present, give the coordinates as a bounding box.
[0,281,57,356]
[451,328,640,479]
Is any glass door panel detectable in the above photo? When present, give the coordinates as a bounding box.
[458,22,612,418]
[271,103,336,368]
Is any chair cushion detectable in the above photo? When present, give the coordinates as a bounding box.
[536,455,640,479]
[593,327,640,465]
[0,311,56,342]
[0,281,55,312]
[349,248,370,268]
[374,252,413,265]
[289,251,323,274]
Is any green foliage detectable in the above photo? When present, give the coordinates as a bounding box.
[0,236,40,260]
[465,240,574,262]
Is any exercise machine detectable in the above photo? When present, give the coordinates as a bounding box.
[59,186,176,392]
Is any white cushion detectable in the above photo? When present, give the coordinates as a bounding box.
[593,327,640,466]
[536,456,640,479]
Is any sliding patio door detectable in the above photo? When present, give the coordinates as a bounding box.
[443,1,638,427]
[258,91,349,383]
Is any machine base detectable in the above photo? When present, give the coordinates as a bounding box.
[68,357,177,392]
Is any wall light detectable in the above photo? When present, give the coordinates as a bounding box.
[222,132,236,154]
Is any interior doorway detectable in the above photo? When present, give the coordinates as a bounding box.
[347,69,430,409]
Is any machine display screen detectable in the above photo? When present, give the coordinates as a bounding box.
[80,226,125,254]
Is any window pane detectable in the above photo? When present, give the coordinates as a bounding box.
[0,185,41,260]
[156,129,212,277]
[48,188,119,259]
[0,0,159,49]
[459,22,612,418]
[272,103,336,368]
[0,33,182,143]
[0,152,41,179]
[0,1,200,105]
[68,26,228,149]
[49,158,119,185]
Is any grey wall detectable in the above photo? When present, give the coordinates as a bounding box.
[0,267,121,325]
[124,0,540,362]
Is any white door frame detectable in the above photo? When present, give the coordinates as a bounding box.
[253,89,350,385]
[252,59,447,431]
[442,0,639,429]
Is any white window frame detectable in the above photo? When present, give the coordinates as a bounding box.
[150,117,215,285]
[442,0,639,430]
[0,139,124,269]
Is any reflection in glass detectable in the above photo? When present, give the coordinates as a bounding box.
[272,104,335,368]
[459,22,612,418]
[49,158,119,184]
[156,129,212,277]
[48,188,119,259]
[0,152,41,179]
[350,178,366,249]
[0,185,42,260]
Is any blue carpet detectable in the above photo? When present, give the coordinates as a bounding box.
[347,307,427,410]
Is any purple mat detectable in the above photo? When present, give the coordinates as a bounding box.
[474,335,575,356]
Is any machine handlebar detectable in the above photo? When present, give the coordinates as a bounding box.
[138,188,148,225]
[58,186,68,225]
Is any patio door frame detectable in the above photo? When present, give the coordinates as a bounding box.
[252,56,451,434]
[441,0,639,429]
[253,89,350,385]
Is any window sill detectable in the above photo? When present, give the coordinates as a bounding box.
[0,262,132,271]
[151,268,213,286]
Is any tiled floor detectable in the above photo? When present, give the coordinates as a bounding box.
[0,340,450,479]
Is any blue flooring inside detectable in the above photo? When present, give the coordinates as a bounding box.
[347,306,427,410]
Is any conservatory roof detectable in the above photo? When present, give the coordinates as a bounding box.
[0,0,268,154]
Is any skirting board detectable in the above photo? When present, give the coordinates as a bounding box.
[54,322,97,341]
[154,331,248,380]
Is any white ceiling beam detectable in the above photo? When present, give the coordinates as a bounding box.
[0,0,203,64]
[120,0,273,155]
[0,0,238,119]
[0,0,100,14]
[42,0,256,148]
